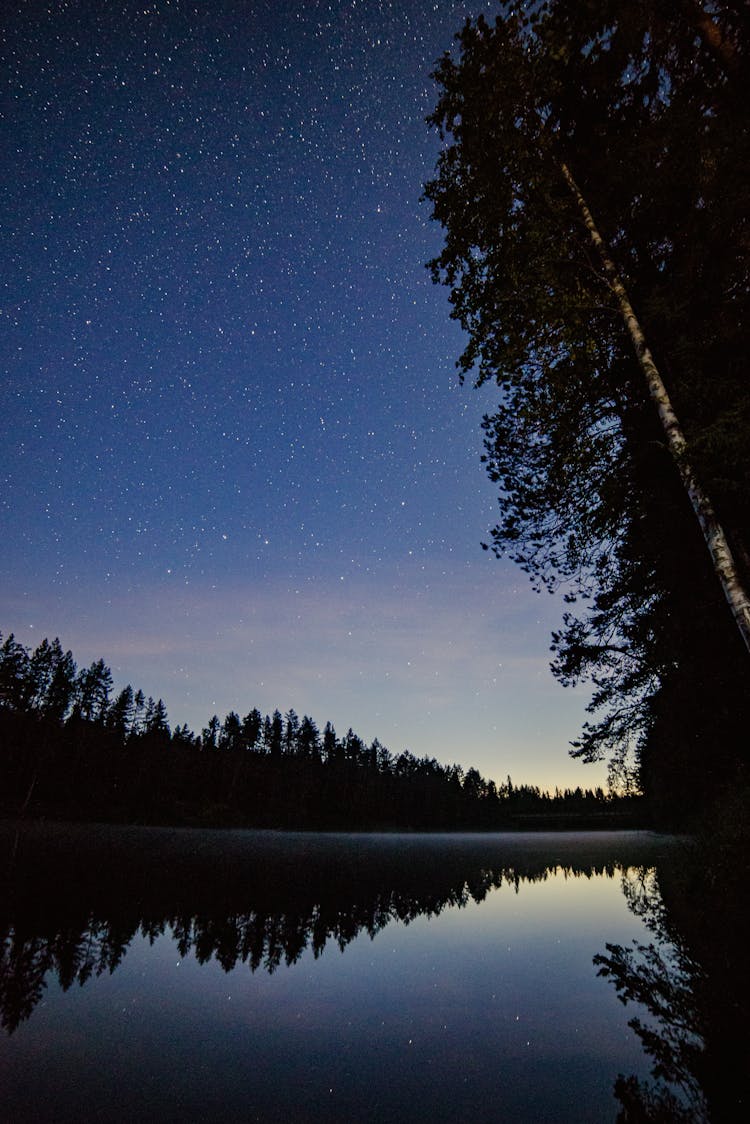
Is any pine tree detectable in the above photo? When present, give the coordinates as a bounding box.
[425,2,750,803]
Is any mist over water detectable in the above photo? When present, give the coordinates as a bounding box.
[0,825,698,1122]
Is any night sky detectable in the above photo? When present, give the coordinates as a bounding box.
[1,0,604,791]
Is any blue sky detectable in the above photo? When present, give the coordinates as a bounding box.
[1,0,605,791]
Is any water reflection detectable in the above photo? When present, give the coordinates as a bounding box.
[594,857,748,1123]
[3,821,735,1123]
[2,823,674,1036]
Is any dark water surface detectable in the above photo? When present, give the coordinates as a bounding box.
[0,824,702,1121]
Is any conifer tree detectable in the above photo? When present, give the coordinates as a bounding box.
[425,1,750,796]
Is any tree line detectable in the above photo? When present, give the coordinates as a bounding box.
[0,631,640,829]
[425,0,750,824]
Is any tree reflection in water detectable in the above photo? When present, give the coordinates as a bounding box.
[595,868,708,1122]
[1,822,673,1038]
[4,821,744,1121]
[595,855,748,1123]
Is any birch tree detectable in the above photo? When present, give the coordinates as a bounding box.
[425,2,750,800]
[558,160,750,655]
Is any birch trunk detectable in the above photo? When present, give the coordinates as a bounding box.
[560,160,750,657]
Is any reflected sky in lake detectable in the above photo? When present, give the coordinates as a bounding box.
[1,825,687,1122]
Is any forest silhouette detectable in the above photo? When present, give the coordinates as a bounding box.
[0,631,641,830]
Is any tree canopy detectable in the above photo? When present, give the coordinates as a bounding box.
[425,0,750,810]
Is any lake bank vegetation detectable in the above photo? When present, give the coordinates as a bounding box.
[424,1,750,832]
[0,631,641,831]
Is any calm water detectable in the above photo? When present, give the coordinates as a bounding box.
[0,825,703,1121]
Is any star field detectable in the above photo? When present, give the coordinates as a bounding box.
[1,0,604,790]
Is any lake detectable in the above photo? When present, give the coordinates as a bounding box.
[0,823,717,1121]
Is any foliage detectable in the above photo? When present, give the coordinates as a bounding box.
[425,1,750,808]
